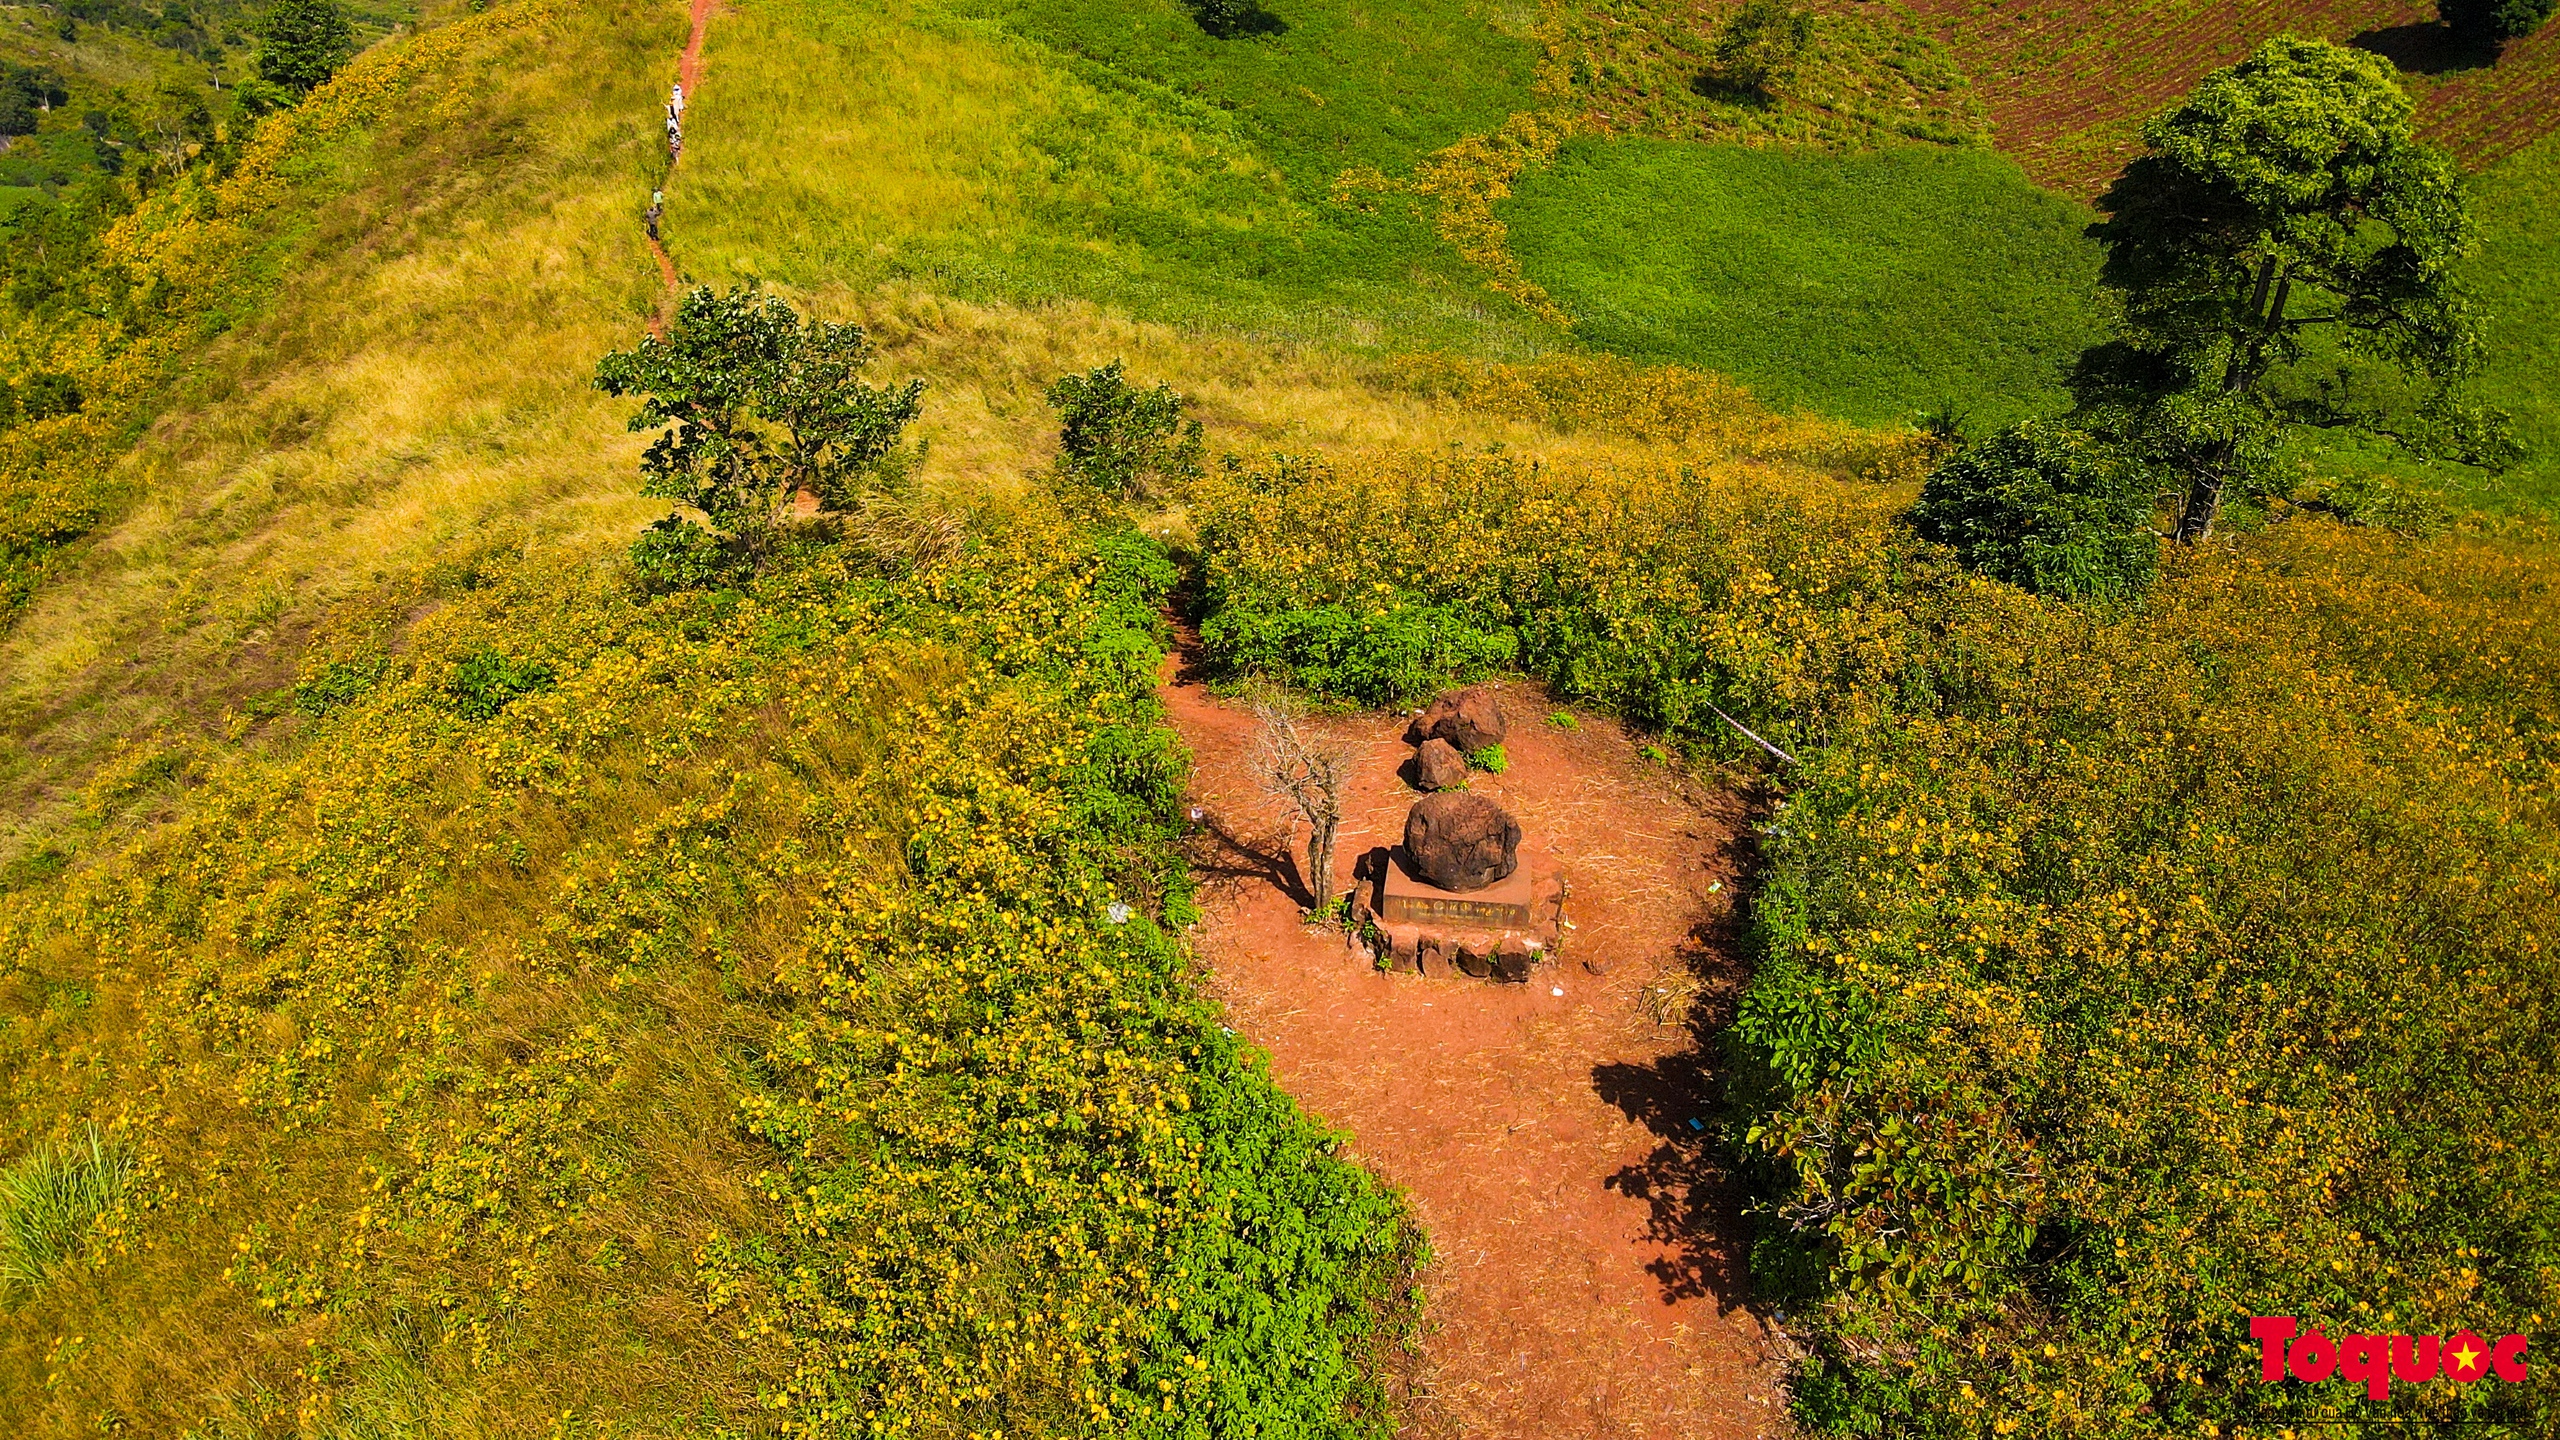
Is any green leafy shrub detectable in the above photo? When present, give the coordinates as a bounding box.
[0,64,67,138]
[443,650,556,720]
[1199,595,1516,707]
[1046,361,1205,505]
[2441,0,2556,43]
[1545,710,1578,730]
[292,657,386,717]
[1907,420,2159,600]
[1466,742,1507,773]
[2295,472,2455,536]
[1706,0,1813,96]
[1192,450,1877,749]
[1187,0,1252,37]
[1,1125,132,1297]
[626,513,730,594]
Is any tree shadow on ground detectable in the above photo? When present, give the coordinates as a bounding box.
[2352,21,2503,75]
[1184,809,1312,908]
[1587,792,1770,1316]
[1593,1042,1758,1313]
[1688,72,1778,108]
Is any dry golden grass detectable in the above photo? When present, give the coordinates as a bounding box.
[0,0,678,860]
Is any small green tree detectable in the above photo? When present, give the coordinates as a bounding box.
[1046,360,1204,504]
[2440,0,2556,44]
[258,0,356,95]
[594,285,926,582]
[1708,0,1814,97]
[1189,0,1252,36]
[2087,38,2498,542]
[0,64,68,137]
[1907,421,2159,601]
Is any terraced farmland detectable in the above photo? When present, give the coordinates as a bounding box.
[1904,0,2560,190]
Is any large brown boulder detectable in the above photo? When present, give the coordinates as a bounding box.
[1408,687,1507,755]
[1413,737,1470,792]
[1402,791,1520,893]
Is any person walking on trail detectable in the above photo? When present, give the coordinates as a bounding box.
[670,81,684,117]
[645,189,663,241]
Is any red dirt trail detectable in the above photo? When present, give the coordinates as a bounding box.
[645,0,717,308]
[1160,645,1796,1439]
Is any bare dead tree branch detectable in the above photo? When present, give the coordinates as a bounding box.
[1247,697,1352,918]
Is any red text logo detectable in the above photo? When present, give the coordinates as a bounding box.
[2252,1317,2528,1401]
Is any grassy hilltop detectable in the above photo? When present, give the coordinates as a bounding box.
[0,0,2557,1436]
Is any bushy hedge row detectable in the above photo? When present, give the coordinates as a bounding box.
[1191,449,2560,1436]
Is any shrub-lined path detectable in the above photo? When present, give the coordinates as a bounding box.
[1159,642,1795,1438]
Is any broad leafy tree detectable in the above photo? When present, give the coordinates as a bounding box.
[258,0,356,95]
[2441,0,2556,45]
[2087,37,2498,541]
[1909,421,2159,600]
[595,285,926,577]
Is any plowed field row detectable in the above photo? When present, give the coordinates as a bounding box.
[1901,0,2560,192]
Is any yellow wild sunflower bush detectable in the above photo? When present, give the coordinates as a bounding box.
[1192,448,2560,1436]
[0,505,1417,1435]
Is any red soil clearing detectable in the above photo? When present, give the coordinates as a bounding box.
[1902,0,2560,194]
[1160,647,1796,1439]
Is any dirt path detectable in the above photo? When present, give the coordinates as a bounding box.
[645,0,719,312]
[1161,644,1795,1438]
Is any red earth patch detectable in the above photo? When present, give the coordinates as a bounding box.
[1161,643,1798,1438]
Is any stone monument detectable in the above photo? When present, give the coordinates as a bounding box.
[1345,686,1565,982]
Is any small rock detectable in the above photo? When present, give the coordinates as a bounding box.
[1581,958,1610,977]
[1402,791,1521,893]
[1407,686,1508,754]
[1454,942,1494,979]
[1413,737,1469,791]
[1490,937,1535,983]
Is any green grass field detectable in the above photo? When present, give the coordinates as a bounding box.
[673,0,1552,353]
[2469,129,2560,513]
[1499,137,2113,428]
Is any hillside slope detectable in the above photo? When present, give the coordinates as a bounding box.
[0,0,1877,1431]
[3,1,2558,1436]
